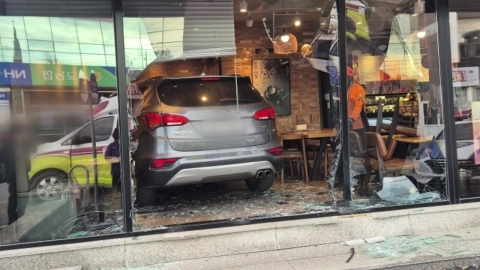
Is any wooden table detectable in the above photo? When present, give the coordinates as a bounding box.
[392,135,432,156]
[392,135,432,144]
[282,129,336,180]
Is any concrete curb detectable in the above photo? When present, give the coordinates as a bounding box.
[0,202,480,269]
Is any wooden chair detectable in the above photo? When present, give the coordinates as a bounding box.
[305,143,329,178]
[280,133,309,183]
[365,132,414,181]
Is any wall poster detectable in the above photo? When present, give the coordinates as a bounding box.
[472,102,480,165]
[252,59,291,116]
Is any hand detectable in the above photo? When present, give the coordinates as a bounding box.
[348,118,354,130]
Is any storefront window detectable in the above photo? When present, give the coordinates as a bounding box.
[125,0,363,231]
[448,0,480,199]
[342,0,448,206]
[0,0,126,245]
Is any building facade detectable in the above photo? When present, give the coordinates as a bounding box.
[0,0,478,252]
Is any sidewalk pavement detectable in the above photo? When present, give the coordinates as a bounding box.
[125,227,480,270]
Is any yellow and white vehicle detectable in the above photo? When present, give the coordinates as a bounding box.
[28,114,118,200]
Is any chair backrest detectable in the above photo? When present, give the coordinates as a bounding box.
[366,132,389,159]
[376,100,383,133]
[349,131,364,153]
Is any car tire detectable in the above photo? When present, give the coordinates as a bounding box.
[136,188,156,207]
[30,170,68,201]
[245,175,275,192]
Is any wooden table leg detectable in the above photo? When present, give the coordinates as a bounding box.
[310,138,329,180]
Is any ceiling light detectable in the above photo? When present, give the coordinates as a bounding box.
[246,12,253,27]
[293,16,301,27]
[417,31,426,38]
[239,0,247,13]
[281,28,290,43]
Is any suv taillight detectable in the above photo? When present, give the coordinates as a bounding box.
[150,158,178,169]
[268,147,283,156]
[253,107,275,120]
[141,113,189,130]
[93,101,109,115]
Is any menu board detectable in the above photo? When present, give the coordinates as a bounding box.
[365,80,417,94]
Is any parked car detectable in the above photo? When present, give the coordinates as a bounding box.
[133,75,283,206]
[93,96,118,117]
[29,114,118,200]
[413,120,477,186]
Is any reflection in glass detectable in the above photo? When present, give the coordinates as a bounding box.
[28,40,54,51]
[80,44,105,54]
[342,0,447,205]
[449,0,480,199]
[0,12,124,245]
[50,18,79,43]
[24,17,53,41]
[55,42,80,54]
[81,54,107,66]
[76,20,104,44]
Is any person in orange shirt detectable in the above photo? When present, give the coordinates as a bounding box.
[347,66,367,148]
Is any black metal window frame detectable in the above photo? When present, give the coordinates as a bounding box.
[0,0,463,252]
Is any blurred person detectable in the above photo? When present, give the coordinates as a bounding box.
[347,66,367,148]
[105,127,121,191]
[0,116,34,224]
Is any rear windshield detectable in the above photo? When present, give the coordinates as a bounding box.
[157,79,263,107]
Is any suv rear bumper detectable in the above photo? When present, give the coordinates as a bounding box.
[136,156,283,188]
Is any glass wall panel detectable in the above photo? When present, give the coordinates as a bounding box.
[126,0,351,231]
[343,0,448,206]
[0,1,125,245]
[448,0,480,199]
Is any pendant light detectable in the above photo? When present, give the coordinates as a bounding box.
[239,0,247,13]
[281,27,290,43]
[293,16,301,27]
[246,12,253,27]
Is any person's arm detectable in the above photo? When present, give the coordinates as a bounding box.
[350,87,365,120]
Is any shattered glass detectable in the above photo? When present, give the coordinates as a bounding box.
[377,176,442,203]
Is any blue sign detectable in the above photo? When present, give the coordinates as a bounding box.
[0,63,32,86]
[0,92,9,101]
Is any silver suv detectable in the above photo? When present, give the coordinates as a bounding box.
[133,75,283,206]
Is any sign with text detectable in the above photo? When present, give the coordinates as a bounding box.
[0,63,32,86]
[31,64,117,88]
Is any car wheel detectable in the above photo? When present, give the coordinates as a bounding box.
[136,188,156,207]
[245,175,275,192]
[30,171,68,200]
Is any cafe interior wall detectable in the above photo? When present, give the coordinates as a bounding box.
[222,21,322,132]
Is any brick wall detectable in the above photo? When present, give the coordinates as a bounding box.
[222,22,321,132]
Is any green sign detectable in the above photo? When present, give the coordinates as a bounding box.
[30,64,117,88]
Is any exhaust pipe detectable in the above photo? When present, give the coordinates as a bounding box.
[256,169,273,178]
[256,171,265,178]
